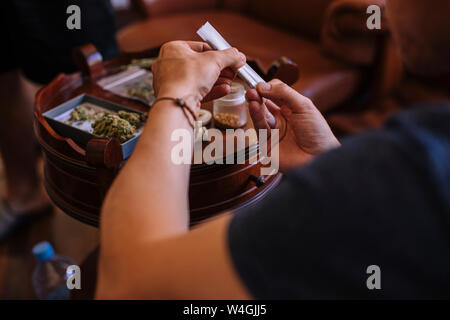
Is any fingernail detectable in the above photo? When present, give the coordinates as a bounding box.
[239,52,246,61]
[257,83,271,91]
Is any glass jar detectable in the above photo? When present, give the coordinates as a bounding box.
[213,82,247,129]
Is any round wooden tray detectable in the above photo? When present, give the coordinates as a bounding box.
[34,44,296,227]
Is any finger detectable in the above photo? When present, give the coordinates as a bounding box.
[214,76,233,87]
[245,88,261,102]
[246,90,276,128]
[159,40,208,56]
[280,105,292,118]
[219,67,236,80]
[248,100,271,131]
[184,41,213,52]
[206,47,246,70]
[261,99,276,128]
[256,79,315,114]
[265,99,281,114]
[202,84,231,102]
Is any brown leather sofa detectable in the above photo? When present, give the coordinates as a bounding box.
[118,0,388,113]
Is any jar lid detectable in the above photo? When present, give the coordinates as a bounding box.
[215,82,246,107]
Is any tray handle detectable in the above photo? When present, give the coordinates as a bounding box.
[86,138,124,169]
[73,44,105,78]
[34,109,86,156]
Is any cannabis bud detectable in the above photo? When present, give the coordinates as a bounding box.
[92,114,136,143]
[117,110,142,127]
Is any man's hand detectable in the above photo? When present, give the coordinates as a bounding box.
[152,41,246,113]
[246,79,340,170]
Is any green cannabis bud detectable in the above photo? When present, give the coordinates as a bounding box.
[118,110,142,127]
[92,114,136,143]
[129,58,156,70]
[68,105,89,123]
[127,81,154,105]
[67,105,106,124]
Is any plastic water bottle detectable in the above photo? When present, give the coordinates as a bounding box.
[32,241,76,300]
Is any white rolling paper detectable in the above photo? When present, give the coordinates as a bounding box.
[197,22,266,88]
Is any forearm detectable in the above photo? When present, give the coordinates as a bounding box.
[96,40,246,298]
[100,100,193,253]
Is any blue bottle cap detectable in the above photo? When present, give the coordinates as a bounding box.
[32,241,55,262]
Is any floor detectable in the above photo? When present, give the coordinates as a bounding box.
[0,157,99,299]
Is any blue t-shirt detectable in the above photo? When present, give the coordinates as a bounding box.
[228,104,450,299]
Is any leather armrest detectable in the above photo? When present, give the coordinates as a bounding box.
[321,0,388,66]
[295,68,362,112]
[136,0,217,17]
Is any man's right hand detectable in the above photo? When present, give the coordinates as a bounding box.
[246,79,340,171]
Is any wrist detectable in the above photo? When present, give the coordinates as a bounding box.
[149,99,195,133]
[156,87,202,117]
[151,95,200,130]
[157,84,199,101]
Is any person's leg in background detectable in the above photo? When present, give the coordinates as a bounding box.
[0,0,53,241]
[0,70,50,215]
[0,0,118,241]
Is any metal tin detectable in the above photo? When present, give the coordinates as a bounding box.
[43,94,143,159]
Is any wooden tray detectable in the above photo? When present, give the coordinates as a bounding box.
[34,44,297,227]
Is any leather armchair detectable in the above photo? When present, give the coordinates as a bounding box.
[120,0,388,112]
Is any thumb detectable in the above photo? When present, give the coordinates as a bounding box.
[207,48,246,70]
[256,80,315,114]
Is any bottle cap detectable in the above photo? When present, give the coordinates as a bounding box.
[216,82,246,107]
[32,241,55,262]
